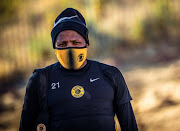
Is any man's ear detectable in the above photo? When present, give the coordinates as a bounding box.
[86,43,89,48]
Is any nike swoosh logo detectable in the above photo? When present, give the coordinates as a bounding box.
[90,78,100,82]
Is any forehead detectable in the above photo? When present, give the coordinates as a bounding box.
[56,30,84,41]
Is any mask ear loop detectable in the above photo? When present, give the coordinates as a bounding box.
[85,44,88,48]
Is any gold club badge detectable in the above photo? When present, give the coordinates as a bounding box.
[77,53,84,62]
[71,85,85,98]
[37,123,46,131]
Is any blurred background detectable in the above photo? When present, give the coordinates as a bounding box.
[0,0,180,130]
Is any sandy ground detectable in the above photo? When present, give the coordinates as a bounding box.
[124,59,180,131]
[0,59,180,131]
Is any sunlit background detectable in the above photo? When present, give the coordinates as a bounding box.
[0,0,180,131]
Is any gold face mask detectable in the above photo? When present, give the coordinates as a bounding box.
[55,46,87,70]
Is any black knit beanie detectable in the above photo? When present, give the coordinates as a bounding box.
[51,8,89,49]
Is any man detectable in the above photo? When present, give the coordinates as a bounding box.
[19,8,138,131]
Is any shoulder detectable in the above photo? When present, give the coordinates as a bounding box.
[89,60,120,74]
[29,62,59,81]
[89,60,125,84]
[34,62,60,73]
[26,63,60,93]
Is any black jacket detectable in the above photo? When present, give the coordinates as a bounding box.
[19,60,138,131]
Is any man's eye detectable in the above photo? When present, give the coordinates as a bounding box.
[57,43,66,47]
[73,41,81,44]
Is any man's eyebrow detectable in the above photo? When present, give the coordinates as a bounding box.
[56,40,67,44]
[70,39,82,42]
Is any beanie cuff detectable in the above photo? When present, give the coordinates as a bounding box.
[51,21,89,49]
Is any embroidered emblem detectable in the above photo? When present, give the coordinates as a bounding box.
[71,85,85,98]
[77,53,84,62]
[37,123,46,131]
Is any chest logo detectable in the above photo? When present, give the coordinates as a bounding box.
[71,85,85,98]
[90,77,100,82]
[78,53,84,62]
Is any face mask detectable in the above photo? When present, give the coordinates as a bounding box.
[55,46,87,70]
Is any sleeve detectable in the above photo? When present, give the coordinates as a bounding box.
[115,101,138,131]
[113,69,132,104]
[19,72,40,131]
[113,68,138,131]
